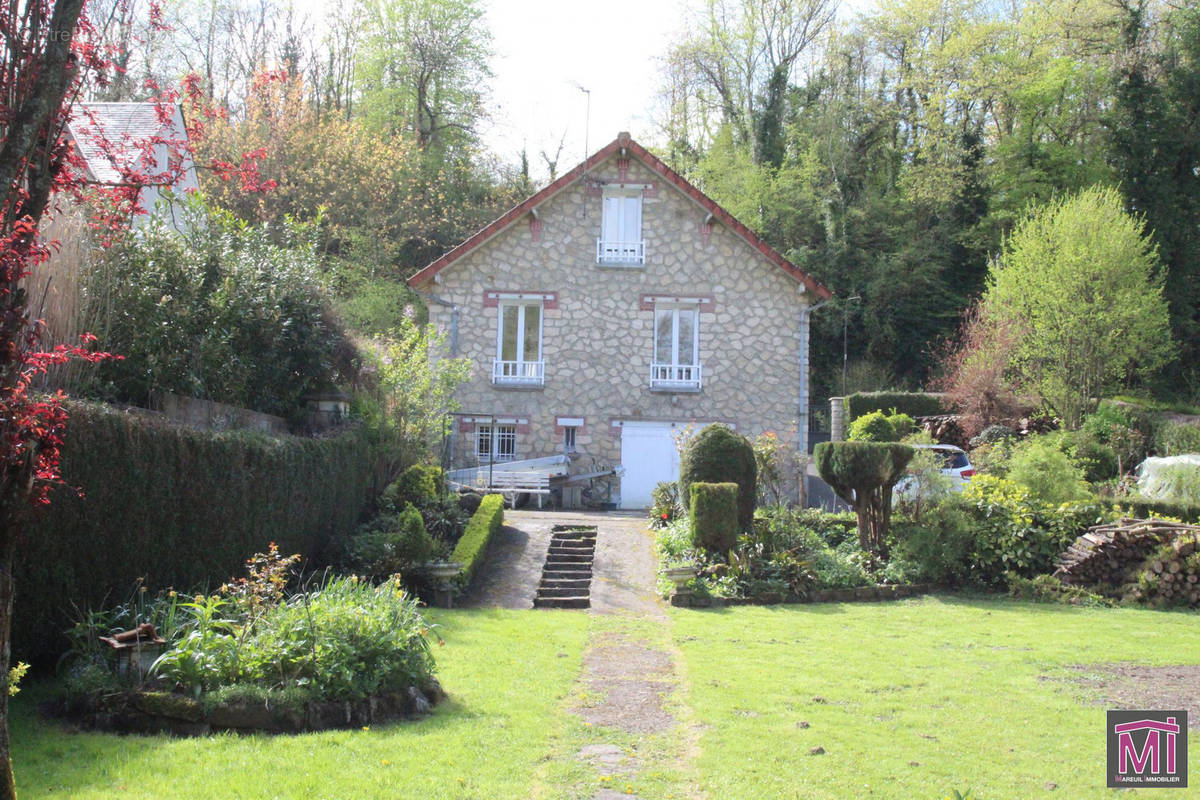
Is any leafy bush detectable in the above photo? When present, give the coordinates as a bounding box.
[890,502,975,585]
[348,503,436,578]
[961,475,1111,585]
[847,410,914,442]
[151,574,438,703]
[649,481,683,528]
[1082,403,1148,473]
[845,392,945,419]
[16,401,377,665]
[85,202,345,418]
[1006,437,1092,504]
[1153,421,1200,456]
[1102,497,1200,523]
[381,464,443,511]
[690,482,740,554]
[679,424,757,530]
[451,494,504,585]
[814,441,914,554]
[1063,432,1119,483]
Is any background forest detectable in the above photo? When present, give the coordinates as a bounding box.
[83,0,1200,413]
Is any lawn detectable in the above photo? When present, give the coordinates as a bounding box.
[673,595,1200,799]
[12,609,591,800]
[12,595,1200,798]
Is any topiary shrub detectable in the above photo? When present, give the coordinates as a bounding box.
[813,441,913,556]
[844,391,945,419]
[848,410,914,442]
[451,494,504,585]
[679,425,757,530]
[348,503,435,577]
[689,482,740,555]
[381,464,443,511]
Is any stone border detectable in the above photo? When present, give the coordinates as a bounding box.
[48,683,443,737]
[671,583,935,607]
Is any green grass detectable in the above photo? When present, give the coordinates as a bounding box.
[12,609,589,800]
[673,595,1200,799]
[14,596,1200,798]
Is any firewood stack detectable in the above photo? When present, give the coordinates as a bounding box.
[1054,518,1200,607]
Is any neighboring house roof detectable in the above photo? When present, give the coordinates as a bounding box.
[407,132,832,299]
[68,102,189,186]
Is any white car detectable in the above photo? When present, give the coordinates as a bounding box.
[895,443,976,500]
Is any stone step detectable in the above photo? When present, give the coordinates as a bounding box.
[546,553,593,564]
[534,596,590,609]
[548,545,594,555]
[551,532,597,541]
[542,572,592,583]
[536,586,592,598]
[541,577,592,589]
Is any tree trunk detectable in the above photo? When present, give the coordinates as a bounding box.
[0,511,19,800]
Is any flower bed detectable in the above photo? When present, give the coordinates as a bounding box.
[56,547,442,735]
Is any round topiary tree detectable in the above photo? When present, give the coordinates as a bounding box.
[679,424,757,530]
[813,441,913,557]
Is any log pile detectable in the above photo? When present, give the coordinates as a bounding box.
[1054,518,1200,607]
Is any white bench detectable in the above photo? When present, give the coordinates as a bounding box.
[486,471,552,508]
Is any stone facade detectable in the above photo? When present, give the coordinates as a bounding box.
[419,150,817,504]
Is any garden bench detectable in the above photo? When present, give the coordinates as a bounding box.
[485,471,551,508]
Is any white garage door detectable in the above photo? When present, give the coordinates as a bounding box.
[619,421,686,509]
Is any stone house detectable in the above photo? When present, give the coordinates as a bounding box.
[408,132,831,509]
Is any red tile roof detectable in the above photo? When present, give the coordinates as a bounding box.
[407,132,832,299]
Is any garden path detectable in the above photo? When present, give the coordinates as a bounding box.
[467,509,704,798]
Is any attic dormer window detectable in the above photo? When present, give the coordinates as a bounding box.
[596,188,644,266]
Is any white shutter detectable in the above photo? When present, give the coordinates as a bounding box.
[602,195,622,244]
[622,195,642,244]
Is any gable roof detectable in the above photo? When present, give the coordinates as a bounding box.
[68,102,188,185]
[407,132,832,299]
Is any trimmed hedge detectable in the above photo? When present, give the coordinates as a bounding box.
[1101,496,1200,524]
[845,392,945,420]
[679,424,757,530]
[15,402,377,664]
[690,482,740,554]
[451,494,504,585]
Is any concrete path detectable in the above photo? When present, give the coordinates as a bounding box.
[464,509,663,614]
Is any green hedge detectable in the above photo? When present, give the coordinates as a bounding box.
[451,494,504,585]
[1101,496,1200,524]
[15,402,377,664]
[690,482,740,554]
[845,392,946,420]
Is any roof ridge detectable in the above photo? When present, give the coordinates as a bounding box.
[407,133,831,300]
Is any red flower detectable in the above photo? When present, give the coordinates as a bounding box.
[661,513,669,519]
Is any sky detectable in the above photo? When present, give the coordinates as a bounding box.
[480,0,688,177]
[479,0,875,179]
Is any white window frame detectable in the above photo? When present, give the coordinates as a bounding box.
[475,424,517,462]
[563,426,578,453]
[597,188,645,265]
[651,302,702,390]
[493,300,544,385]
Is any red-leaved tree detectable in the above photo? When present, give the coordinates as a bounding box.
[1,3,274,795]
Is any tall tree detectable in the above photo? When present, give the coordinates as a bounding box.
[1107,0,1200,392]
[0,3,105,795]
[355,0,491,151]
[984,185,1172,428]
